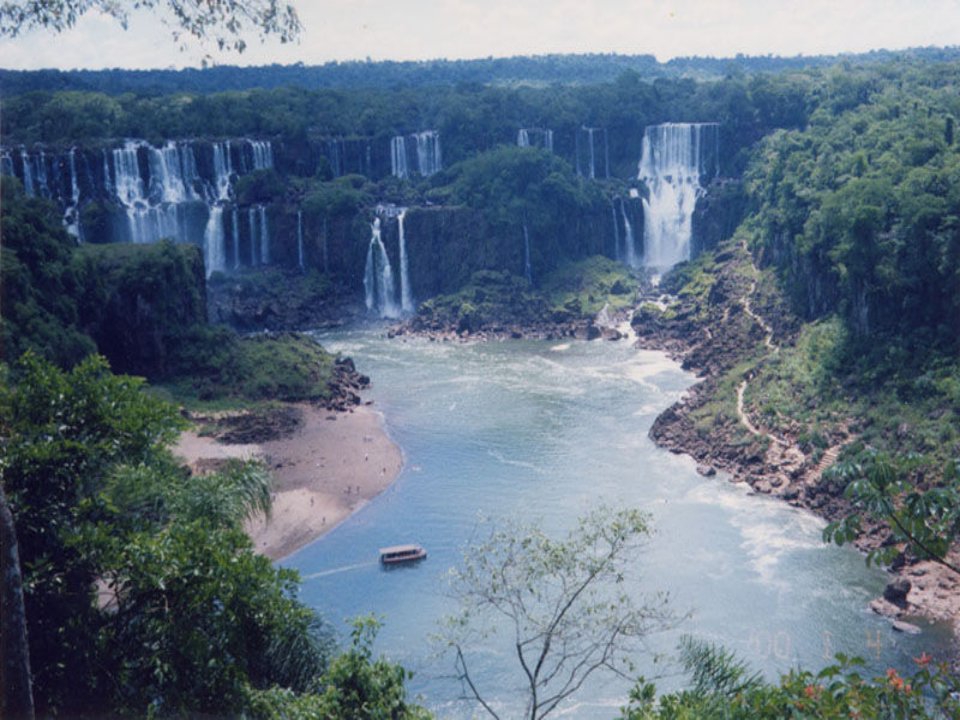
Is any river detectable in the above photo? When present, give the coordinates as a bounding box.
[286,328,952,718]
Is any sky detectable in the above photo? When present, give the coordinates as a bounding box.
[1,0,959,71]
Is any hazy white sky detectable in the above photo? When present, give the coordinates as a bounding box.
[1,0,959,70]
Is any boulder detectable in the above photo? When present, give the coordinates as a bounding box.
[892,620,922,635]
[696,464,717,477]
[883,578,912,607]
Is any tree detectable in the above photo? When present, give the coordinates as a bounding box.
[0,483,34,720]
[0,0,301,54]
[441,507,679,720]
[0,353,333,716]
[823,452,960,575]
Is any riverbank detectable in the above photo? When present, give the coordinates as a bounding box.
[174,402,403,560]
[632,239,960,655]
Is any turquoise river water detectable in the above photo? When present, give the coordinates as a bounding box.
[285,328,952,718]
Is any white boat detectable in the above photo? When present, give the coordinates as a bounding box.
[379,544,427,564]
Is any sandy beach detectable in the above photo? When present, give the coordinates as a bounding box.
[174,403,403,560]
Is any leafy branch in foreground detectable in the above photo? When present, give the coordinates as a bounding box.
[440,507,680,720]
[0,0,301,53]
[823,451,960,575]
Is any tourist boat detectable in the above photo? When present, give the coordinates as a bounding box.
[379,544,427,565]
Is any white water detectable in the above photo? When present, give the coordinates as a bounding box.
[638,122,718,269]
[290,331,954,719]
[248,207,259,265]
[232,207,241,270]
[517,128,554,151]
[611,201,622,261]
[203,206,226,277]
[251,140,273,170]
[398,209,414,314]
[64,148,82,240]
[212,141,234,200]
[363,217,400,318]
[21,150,34,195]
[258,206,270,264]
[621,199,638,269]
[392,132,442,178]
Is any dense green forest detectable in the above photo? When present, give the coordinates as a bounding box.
[3,46,959,96]
[3,49,960,718]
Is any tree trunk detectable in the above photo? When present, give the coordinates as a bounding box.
[0,484,34,720]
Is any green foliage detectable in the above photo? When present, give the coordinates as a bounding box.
[620,651,960,719]
[0,354,335,716]
[0,0,301,54]
[539,255,639,316]
[442,506,678,720]
[0,178,96,367]
[165,328,338,403]
[236,169,287,205]
[245,617,433,720]
[823,452,960,573]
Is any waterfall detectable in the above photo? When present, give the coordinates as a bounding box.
[391,136,408,179]
[363,217,399,318]
[518,128,553,151]
[523,224,533,284]
[327,138,344,177]
[204,206,226,277]
[415,131,441,175]
[20,150,35,196]
[621,200,638,269]
[35,151,49,196]
[610,201,621,262]
[392,132,441,178]
[248,207,258,265]
[64,148,82,240]
[398,209,414,314]
[638,122,718,269]
[101,150,113,197]
[212,141,234,200]
[259,205,270,264]
[232,207,240,269]
[251,141,273,170]
[297,210,304,271]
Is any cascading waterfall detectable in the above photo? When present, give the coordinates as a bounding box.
[397,209,414,314]
[8,139,276,259]
[21,149,35,196]
[212,141,234,200]
[232,207,240,269]
[248,207,259,265]
[391,136,409,179]
[297,210,304,270]
[251,141,273,170]
[523,224,533,284]
[638,122,718,269]
[610,201,621,262]
[391,131,442,178]
[578,127,608,179]
[415,131,441,175]
[203,206,226,277]
[517,128,554,151]
[621,200,638,269]
[363,217,400,318]
[259,205,270,264]
[64,148,82,240]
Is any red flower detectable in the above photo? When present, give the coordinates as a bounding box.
[913,651,932,667]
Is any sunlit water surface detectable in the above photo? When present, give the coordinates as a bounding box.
[285,328,952,718]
